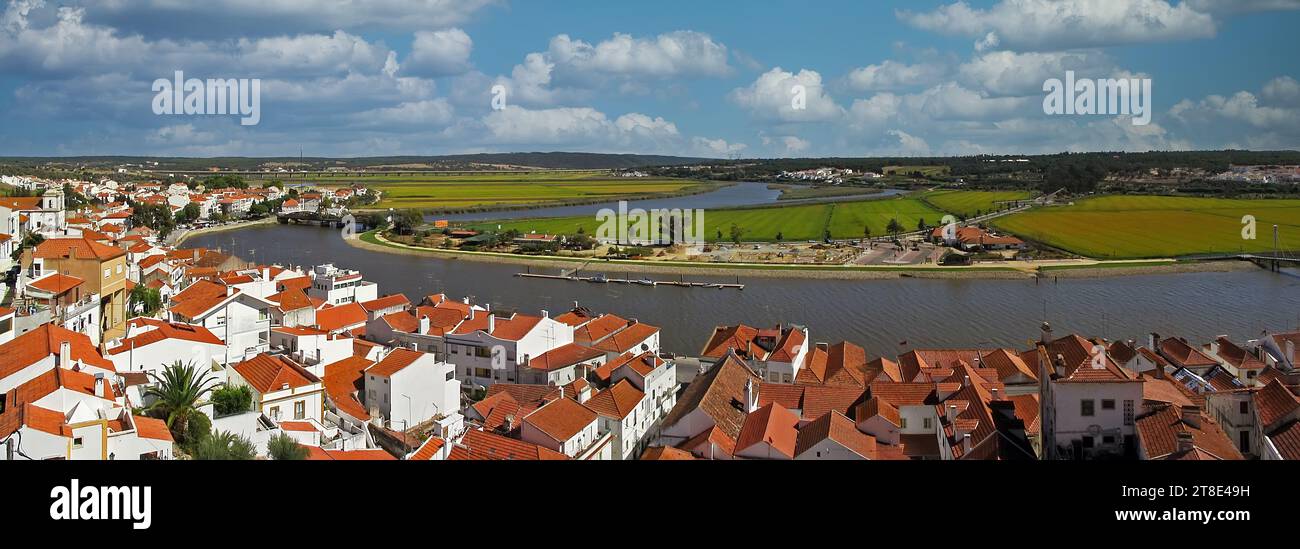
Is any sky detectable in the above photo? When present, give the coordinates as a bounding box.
[0,0,1298,158]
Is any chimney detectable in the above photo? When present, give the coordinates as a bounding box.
[1148,332,1160,350]
[487,314,495,333]
[962,374,970,388]
[557,386,565,400]
[743,378,758,413]
[991,387,1000,400]
[1176,431,1195,453]
[946,404,957,422]
[1040,322,1053,344]
[1181,405,1201,429]
[193,249,199,261]
[226,285,235,297]
[541,310,549,319]
[815,342,829,352]
[1287,340,1296,369]
[409,342,418,351]
[1053,354,1067,378]
[962,433,972,454]
[93,373,105,398]
[59,341,71,367]
[419,315,430,335]
[504,414,515,432]
[469,308,476,320]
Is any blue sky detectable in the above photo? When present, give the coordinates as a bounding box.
[0,0,1297,158]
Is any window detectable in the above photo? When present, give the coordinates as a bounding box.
[270,406,281,420]
[445,371,455,382]
[104,268,111,279]
[1081,399,1095,417]
[1123,400,1135,426]
[73,437,84,449]
[1240,401,1250,414]
[294,401,305,420]
[1240,431,1250,451]
[1248,371,1257,379]
[768,372,779,382]
[923,417,933,429]
[1101,399,1115,410]
[899,417,908,429]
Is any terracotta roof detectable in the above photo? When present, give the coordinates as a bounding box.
[528,343,603,372]
[132,415,174,442]
[1256,379,1300,429]
[315,303,367,332]
[1159,337,1219,369]
[795,410,879,459]
[979,348,1038,382]
[734,402,800,458]
[1267,420,1300,460]
[304,446,396,460]
[678,425,735,458]
[278,420,318,433]
[107,318,224,355]
[1211,337,1267,371]
[449,429,568,460]
[758,383,866,421]
[410,436,446,460]
[169,280,234,319]
[233,353,319,394]
[523,397,597,443]
[573,314,629,345]
[1043,334,1139,383]
[360,294,410,312]
[267,288,314,312]
[1142,375,1196,408]
[661,352,760,440]
[592,321,660,354]
[0,323,115,378]
[33,236,125,261]
[489,314,544,341]
[640,446,696,460]
[1135,404,1244,460]
[854,396,901,426]
[27,273,84,295]
[584,379,645,420]
[322,356,373,420]
[367,348,426,377]
[699,324,760,359]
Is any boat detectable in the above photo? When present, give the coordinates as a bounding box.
[589,274,609,283]
[634,278,655,286]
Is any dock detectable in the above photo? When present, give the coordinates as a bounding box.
[515,272,744,290]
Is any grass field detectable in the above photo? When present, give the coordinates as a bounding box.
[470,197,947,242]
[775,185,884,200]
[922,190,1036,218]
[883,165,951,177]
[992,195,1300,258]
[301,171,705,210]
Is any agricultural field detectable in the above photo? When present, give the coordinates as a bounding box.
[883,165,951,177]
[470,197,947,242]
[922,190,1036,218]
[992,195,1300,258]
[301,171,706,210]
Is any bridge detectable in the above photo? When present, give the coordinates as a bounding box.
[277,210,350,227]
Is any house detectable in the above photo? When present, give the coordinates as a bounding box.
[606,352,677,421]
[229,353,324,424]
[363,348,460,431]
[733,402,800,459]
[359,294,410,321]
[22,272,101,345]
[659,352,761,448]
[521,342,605,386]
[445,309,574,390]
[1036,326,1144,459]
[699,324,809,384]
[168,279,274,365]
[0,323,117,393]
[795,410,900,460]
[448,429,568,460]
[1134,404,1244,460]
[585,379,650,460]
[308,264,378,306]
[106,318,226,375]
[314,302,368,336]
[269,326,353,373]
[519,396,609,459]
[29,236,129,338]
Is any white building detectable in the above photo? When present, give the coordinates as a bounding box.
[308,264,379,306]
[363,348,460,431]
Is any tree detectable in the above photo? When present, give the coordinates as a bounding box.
[728,224,745,245]
[144,361,220,445]
[886,218,903,239]
[393,209,424,235]
[128,285,162,316]
[211,384,253,417]
[917,217,927,231]
[775,231,783,242]
[863,226,871,241]
[175,202,201,225]
[192,430,257,460]
[268,433,309,460]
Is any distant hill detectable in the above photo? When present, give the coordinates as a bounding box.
[0,152,713,171]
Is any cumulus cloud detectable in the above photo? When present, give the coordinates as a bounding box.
[691,136,747,157]
[1168,80,1300,150]
[403,28,473,77]
[729,67,843,122]
[898,0,1217,51]
[83,0,499,37]
[547,31,730,79]
[845,60,947,92]
[957,50,1117,97]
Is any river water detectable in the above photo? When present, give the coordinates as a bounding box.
[187,221,1300,358]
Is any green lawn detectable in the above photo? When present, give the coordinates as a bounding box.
[923,190,1036,218]
[992,195,1300,259]
[470,197,947,242]
[300,172,704,210]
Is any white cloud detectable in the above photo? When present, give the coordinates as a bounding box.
[547,31,730,79]
[1185,0,1300,13]
[846,60,947,92]
[898,0,1217,51]
[404,28,473,77]
[887,129,931,155]
[729,67,843,122]
[1262,76,1300,107]
[352,99,455,127]
[85,0,499,35]
[691,136,747,157]
[957,50,1116,97]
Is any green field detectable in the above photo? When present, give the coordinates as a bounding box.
[470,197,947,242]
[993,195,1300,258]
[923,190,1036,218]
[300,171,706,210]
[883,165,950,177]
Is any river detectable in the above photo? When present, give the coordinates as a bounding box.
[186,222,1300,358]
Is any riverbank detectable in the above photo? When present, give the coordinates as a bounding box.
[173,217,278,246]
[347,229,1263,280]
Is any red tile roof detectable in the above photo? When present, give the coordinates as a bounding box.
[233,354,319,394]
[1256,379,1300,429]
[33,236,125,261]
[132,415,174,442]
[0,323,115,378]
[795,410,880,459]
[27,273,84,294]
[410,436,445,460]
[322,355,373,420]
[449,429,568,460]
[367,348,426,377]
[107,318,224,355]
[304,446,396,460]
[523,397,597,443]
[584,379,645,420]
[735,402,800,458]
[661,352,760,440]
[592,322,660,354]
[640,446,696,460]
[315,303,367,332]
[1135,404,1244,460]
[169,280,235,319]
[360,294,410,312]
[528,343,603,372]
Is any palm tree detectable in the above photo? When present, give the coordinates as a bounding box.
[145,361,220,444]
[268,433,309,460]
[193,430,257,460]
